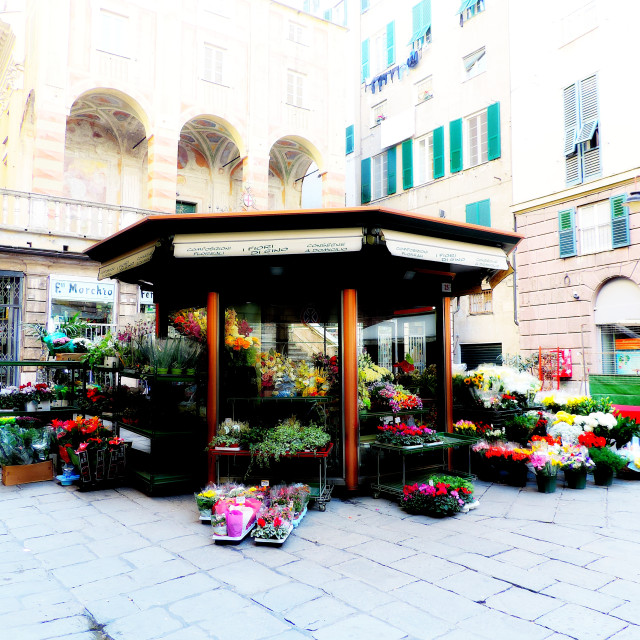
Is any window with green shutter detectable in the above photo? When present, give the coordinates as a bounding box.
[361,157,371,204]
[449,118,463,173]
[387,146,397,195]
[402,139,413,189]
[465,199,490,227]
[558,208,577,258]
[433,126,444,179]
[361,39,369,83]
[386,21,395,66]
[409,0,431,46]
[487,102,501,160]
[611,195,630,248]
[346,125,354,155]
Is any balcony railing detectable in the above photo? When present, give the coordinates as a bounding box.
[0,188,166,241]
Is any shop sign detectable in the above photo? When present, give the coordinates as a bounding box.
[383,229,509,270]
[139,290,154,304]
[50,277,115,302]
[98,243,157,280]
[173,228,364,258]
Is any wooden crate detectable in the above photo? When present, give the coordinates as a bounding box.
[55,353,85,361]
[1,460,54,486]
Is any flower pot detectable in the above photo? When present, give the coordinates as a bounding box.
[564,468,587,490]
[507,465,529,487]
[593,467,614,487]
[186,368,196,376]
[261,389,273,398]
[38,400,51,412]
[536,474,557,493]
[24,400,38,412]
[170,368,183,375]
[156,367,169,375]
[103,356,119,368]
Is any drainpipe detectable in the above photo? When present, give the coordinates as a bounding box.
[513,213,519,327]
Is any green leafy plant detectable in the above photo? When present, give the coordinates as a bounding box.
[504,413,538,445]
[596,414,640,448]
[249,417,330,468]
[588,446,628,473]
[82,333,118,368]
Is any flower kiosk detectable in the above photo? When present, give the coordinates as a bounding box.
[84,207,521,495]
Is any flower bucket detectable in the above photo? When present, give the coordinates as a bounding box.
[24,400,39,412]
[535,474,557,494]
[103,356,119,368]
[170,368,182,375]
[156,367,169,375]
[564,468,587,490]
[506,465,528,487]
[593,467,614,487]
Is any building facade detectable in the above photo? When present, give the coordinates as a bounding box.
[347,0,518,370]
[510,0,640,391]
[0,0,347,368]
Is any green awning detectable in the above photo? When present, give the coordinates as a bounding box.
[407,23,430,45]
[456,0,475,14]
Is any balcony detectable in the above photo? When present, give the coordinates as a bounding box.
[0,188,167,243]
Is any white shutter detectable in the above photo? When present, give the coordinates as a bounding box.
[583,147,601,181]
[563,83,578,156]
[566,154,580,184]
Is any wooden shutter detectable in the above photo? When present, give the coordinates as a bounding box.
[402,139,413,189]
[433,126,444,179]
[361,157,371,204]
[449,118,463,173]
[558,208,577,257]
[345,125,354,155]
[611,195,630,248]
[386,21,395,66]
[387,146,397,195]
[361,39,369,83]
[478,199,491,227]
[487,102,501,161]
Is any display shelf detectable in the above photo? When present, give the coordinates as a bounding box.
[359,407,434,419]
[369,433,477,499]
[228,396,336,403]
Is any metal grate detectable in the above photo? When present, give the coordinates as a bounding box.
[0,272,22,386]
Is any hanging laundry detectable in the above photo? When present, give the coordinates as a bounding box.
[407,50,419,68]
[398,63,409,79]
[377,73,388,90]
[389,65,400,81]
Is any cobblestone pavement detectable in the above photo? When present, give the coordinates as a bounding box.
[1,476,640,640]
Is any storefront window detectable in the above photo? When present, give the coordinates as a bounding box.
[49,277,116,333]
[218,299,342,475]
[139,289,155,317]
[358,296,440,439]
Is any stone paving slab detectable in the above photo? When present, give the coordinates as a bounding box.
[2,476,640,640]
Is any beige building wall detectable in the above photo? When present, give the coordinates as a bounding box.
[0,0,347,363]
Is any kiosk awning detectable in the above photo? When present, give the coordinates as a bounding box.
[382,229,509,270]
[173,228,364,258]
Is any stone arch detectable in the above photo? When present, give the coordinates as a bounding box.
[64,89,149,207]
[268,135,325,210]
[177,115,245,213]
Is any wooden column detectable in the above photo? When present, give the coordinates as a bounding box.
[342,289,359,491]
[207,292,219,483]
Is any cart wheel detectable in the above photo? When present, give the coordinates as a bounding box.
[373,491,380,499]
[318,503,326,512]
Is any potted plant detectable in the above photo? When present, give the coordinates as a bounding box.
[375,422,440,448]
[249,418,330,468]
[82,333,119,369]
[560,444,595,489]
[194,487,220,519]
[401,476,474,517]
[251,504,293,543]
[585,441,627,486]
[529,448,560,493]
[207,419,248,450]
